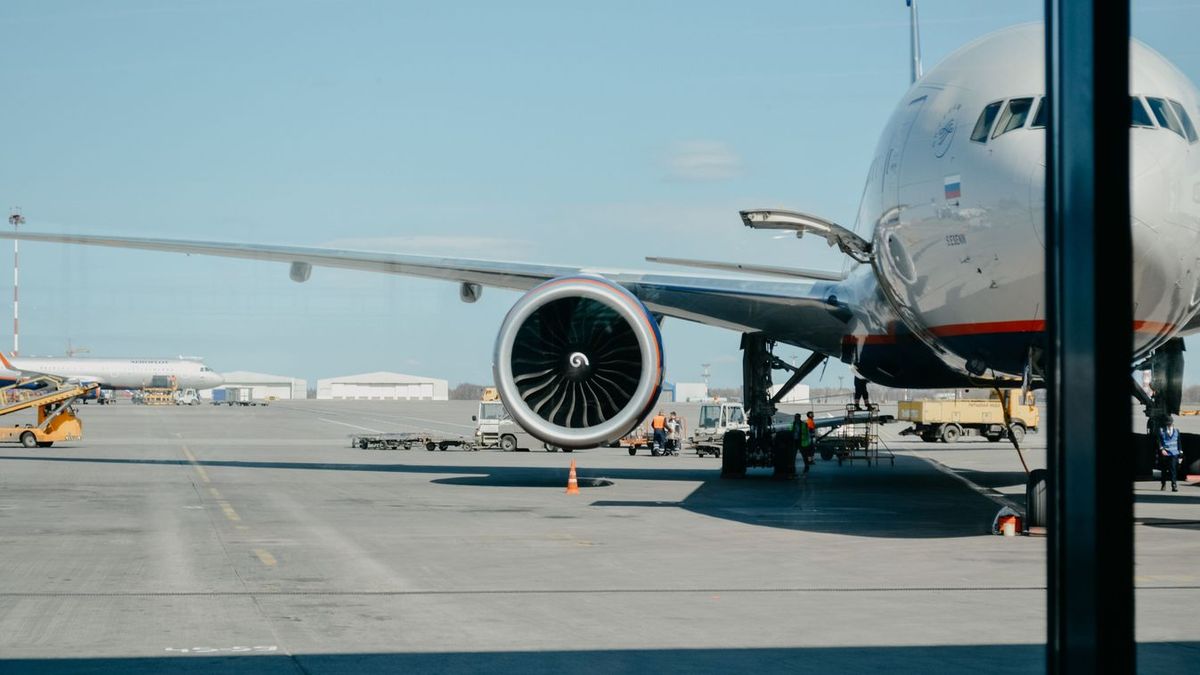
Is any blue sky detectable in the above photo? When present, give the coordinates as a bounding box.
[0,1,1196,388]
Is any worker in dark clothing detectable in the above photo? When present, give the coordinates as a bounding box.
[853,377,872,411]
[1159,416,1183,492]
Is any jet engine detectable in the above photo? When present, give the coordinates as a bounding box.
[493,276,663,449]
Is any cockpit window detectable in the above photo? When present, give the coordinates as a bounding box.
[992,97,1034,138]
[1030,97,1047,129]
[1168,99,1198,143]
[970,101,1003,143]
[1131,97,1155,128]
[1147,97,1186,139]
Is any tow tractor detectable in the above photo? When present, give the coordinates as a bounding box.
[689,401,749,458]
[0,376,98,448]
[472,387,557,451]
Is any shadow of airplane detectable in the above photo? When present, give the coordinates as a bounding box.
[0,453,1009,539]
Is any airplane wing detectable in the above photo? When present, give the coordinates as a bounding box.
[0,231,856,355]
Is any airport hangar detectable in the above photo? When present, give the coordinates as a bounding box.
[316,371,448,401]
[204,371,308,400]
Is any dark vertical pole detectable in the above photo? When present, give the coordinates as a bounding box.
[1045,2,1134,673]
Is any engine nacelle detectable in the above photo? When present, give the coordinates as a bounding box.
[493,276,663,449]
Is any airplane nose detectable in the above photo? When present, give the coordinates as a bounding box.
[1129,134,1200,355]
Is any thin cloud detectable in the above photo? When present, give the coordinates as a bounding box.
[664,140,743,182]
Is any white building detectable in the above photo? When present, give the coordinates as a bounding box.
[671,382,709,403]
[208,371,307,400]
[316,371,448,401]
[769,383,811,404]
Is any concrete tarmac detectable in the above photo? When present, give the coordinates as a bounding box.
[0,400,1195,673]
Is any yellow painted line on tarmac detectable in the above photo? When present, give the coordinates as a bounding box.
[181,446,211,484]
[253,549,277,567]
[219,501,242,522]
[209,487,221,499]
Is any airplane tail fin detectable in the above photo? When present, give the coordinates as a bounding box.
[0,351,15,370]
[907,0,923,83]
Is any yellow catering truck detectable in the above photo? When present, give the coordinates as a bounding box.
[898,391,1039,443]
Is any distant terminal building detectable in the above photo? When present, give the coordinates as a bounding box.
[206,371,307,400]
[769,383,811,404]
[317,371,448,401]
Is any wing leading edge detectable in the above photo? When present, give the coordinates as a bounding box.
[0,231,853,356]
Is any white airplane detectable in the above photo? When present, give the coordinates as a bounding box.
[3,19,1197,523]
[0,353,223,391]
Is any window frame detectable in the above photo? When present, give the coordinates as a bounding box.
[970,100,1005,143]
[992,96,1037,139]
[1168,99,1198,143]
[1146,96,1187,139]
[1130,95,1157,129]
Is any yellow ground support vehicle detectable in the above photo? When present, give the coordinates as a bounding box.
[898,390,1039,443]
[0,378,98,448]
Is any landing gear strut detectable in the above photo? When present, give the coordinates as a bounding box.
[720,334,826,479]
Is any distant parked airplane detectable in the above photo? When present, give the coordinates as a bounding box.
[0,353,223,391]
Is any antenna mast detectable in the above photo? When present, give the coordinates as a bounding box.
[907,0,923,83]
[8,209,23,356]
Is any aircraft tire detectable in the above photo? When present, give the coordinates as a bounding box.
[1026,468,1048,529]
[20,432,36,449]
[772,432,797,479]
[721,430,747,478]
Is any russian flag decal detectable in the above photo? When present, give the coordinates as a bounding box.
[944,174,962,200]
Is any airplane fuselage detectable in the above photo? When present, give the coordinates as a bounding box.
[0,356,224,390]
[823,24,1200,386]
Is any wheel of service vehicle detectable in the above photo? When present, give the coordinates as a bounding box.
[20,431,37,448]
[628,446,636,456]
[439,442,449,451]
[721,430,747,478]
[939,423,962,443]
[358,439,369,450]
[819,445,835,461]
[426,442,436,452]
[1026,468,1047,529]
[650,447,659,457]
[986,433,1001,443]
[500,434,517,452]
[36,441,53,448]
[1008,423,1026,444]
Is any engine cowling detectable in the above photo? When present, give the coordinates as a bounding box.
[493,276,663,449]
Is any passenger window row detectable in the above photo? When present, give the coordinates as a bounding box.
[969,95,1198,143]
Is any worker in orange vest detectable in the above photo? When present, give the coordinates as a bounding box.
[650,410,668,454]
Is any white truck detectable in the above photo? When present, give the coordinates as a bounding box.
[688,401,750,457]
[174,388,202,406]
[472,398,549,451]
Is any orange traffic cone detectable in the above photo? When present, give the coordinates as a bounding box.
[566,460,580,495]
